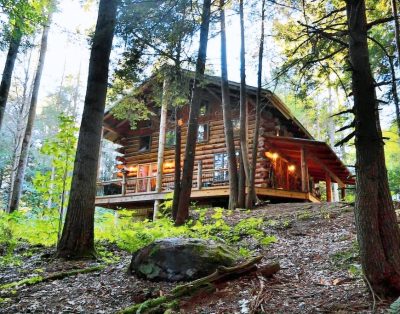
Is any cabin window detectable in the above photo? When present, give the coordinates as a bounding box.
[232,119,240,137]
[139,136,151,152]
[197,124,209,143]
[214,153,228,182]
[199,100,209,116]
[166,130,175,147]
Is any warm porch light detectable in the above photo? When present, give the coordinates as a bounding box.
[288,164,296,172]
[265,151,279,160]
[116,164,125,170]
[128,165,138,173]
[163,161,175,173]
[178,119,184,126]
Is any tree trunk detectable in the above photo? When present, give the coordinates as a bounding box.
[239,0,250,206]
[219,0,238,210]
[238,152,246,208]
[175,0,211,226]
[172,106,182,220]
[246,0,266,209]
[391,0,400,135]
[7,16,52,213]
[154,78,169,220]
[56,0,117,258]
[0,28,22,130]
[346,0,400,296]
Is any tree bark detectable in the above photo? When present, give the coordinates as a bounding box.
[0,28,22,130]
[7,16,52,213]
[246,0,266,209]
[219,0,238,210]
[172,106,182,220]
[175,0,211,226]
[346,0,400,296]
[239,0,250,206]
[56,0,117,258]
[153,78,169,220]
[391,0,400,135]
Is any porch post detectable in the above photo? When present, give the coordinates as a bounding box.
[153,78,169,220]
[121,170,127,196]
[197,160,202,190]
[325,173,332,202]
[300,146,309,192]
[97,127,104,181]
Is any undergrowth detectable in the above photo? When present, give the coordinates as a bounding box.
[0,203,277,265]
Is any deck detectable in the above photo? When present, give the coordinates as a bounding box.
[95,183,319,209]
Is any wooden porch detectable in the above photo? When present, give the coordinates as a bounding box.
[95,164,320,209]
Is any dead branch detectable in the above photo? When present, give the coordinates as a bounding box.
[312,7,346,24]
[366,16,394,30]
[335,131,355,147]
[330,108,354,117]
[335,121,355,133]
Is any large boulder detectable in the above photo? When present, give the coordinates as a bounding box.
[129,238,239,282]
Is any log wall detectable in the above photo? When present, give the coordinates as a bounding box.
[109,89,309,192]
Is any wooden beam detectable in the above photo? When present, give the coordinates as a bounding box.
[300,146,309,192]
[326,172,332,202]
[307,153,345,187]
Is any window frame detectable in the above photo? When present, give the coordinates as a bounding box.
[138,135,152,152]
[197,123,209,143]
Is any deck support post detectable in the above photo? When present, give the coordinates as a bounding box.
[325,173,332,202]
[197,160,202,190]
[121,170,127,196]
[340,186,346,200]
[300,146,309,192]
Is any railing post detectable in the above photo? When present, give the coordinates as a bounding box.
[146,164,153,192]
[121,170,127,195]
[197,160,202,190]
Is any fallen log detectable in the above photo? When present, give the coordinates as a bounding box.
[0,265,105,291]
[118,255,280,314]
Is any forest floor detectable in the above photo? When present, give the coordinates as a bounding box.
[0,202,398,313]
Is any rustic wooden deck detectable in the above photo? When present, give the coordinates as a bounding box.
[95,186,319,208]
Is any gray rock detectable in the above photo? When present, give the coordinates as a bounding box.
[129,238,239,282]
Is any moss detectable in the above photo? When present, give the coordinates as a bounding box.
[138,263,160,279]
[0,276,43,290]
[0,265,105,291]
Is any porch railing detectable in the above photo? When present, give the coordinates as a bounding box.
[96,163,229,197]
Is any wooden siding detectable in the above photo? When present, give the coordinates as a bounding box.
[108,90,309,194]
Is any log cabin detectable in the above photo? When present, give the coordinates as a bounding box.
[95,73,354,210]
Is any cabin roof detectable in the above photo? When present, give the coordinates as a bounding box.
[264,136,355,185]
[103,72,313,142]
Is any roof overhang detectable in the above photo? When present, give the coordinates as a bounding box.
[264,136,355,186]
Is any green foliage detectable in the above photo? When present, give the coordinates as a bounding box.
[110,92,152,129]
[383,125,400,197]
[0,0,51,41]
[33,114,78,212]
[330,241,361,277]
[0,275,43,291]
[389,297,400,314]
[0,206,277,266]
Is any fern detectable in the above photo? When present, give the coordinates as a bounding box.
[389,297,400,314]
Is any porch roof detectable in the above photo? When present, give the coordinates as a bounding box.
[264,136,355,185]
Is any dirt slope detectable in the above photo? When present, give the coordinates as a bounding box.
[0,202,394,313]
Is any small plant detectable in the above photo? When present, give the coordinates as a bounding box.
[297,210,312,220]
[389,297,400,314]
[330,241,360,276]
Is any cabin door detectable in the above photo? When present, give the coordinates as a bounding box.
[137,164,157,192]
